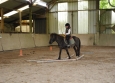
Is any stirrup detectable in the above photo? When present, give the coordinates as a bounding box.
[67,45,70,46]
[67,45,70,48]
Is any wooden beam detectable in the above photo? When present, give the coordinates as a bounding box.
[29,5,33,33]
[0,8,4,33]
[27,55,84,63]
[19,11,22,32]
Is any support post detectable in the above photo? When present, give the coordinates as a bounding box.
[0,8,4,33]
[46,8,49,34]
[19,11,22,32]
[71,11,73,34]
[95,0,100,45]
[29,4,33,33]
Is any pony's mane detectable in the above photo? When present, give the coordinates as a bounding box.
[51,33,65,38]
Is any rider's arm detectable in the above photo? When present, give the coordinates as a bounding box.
[65,29,70,35]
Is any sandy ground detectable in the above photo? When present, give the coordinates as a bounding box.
[0,46,115,83]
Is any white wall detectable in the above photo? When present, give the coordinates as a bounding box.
[72,34,95,45]
[19,34,35,48]
[34,34,49,46]
[0,38,2,51]
[99,34,115,46]
[0,33,115,51]
[0,34,49,51]
[1,34,20,50]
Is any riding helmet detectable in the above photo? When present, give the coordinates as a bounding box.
[65,23,70,27]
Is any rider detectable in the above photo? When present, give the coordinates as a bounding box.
[65,23,71,47]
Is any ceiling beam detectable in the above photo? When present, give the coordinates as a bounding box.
[47,0,57,6]
[0,6,13,11]
[13,0,28,4]
[7,7,46,23]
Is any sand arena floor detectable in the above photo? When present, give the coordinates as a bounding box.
[0,46,115,83]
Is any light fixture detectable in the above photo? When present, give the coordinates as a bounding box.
[4,11,18,17]
[26,0,40,2]
[17,5,29,11]
[0,0,8,4]
[78,0,82,2]
[36,1,47,7]
[34,1,47,7]
[26,0,47,7]
[0,17,7,20]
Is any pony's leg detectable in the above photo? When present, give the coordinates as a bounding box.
[58,48,62,60]
[73,46,78,57]
[78,48,80,56]
[77,47,80,57]
[65,48,71,59]
[77,46,80,57]
[76,44,80,57]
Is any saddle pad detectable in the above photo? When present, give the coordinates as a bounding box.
[70,38,75,45]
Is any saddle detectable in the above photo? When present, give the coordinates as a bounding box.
[64,36,75,46]
[59,34,75,46]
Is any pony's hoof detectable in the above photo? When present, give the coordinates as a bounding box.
[77,56,80,57]
[68,57,71,59]
[57,58,61,60]
[67,45,70,48]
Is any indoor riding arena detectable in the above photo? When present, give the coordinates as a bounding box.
[0,0,115,83]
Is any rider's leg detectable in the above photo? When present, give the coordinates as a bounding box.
[66,35,70,45]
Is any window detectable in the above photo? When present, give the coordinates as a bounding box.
[15,20,33,32]
[78,1,88,34]
[50,1,96,34]
[100,0,115,9]
[58,3,68,34]
[0,0,8,4]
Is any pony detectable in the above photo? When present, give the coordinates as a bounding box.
[49,33,81,60]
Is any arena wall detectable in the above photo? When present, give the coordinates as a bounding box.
[0,33,115,51]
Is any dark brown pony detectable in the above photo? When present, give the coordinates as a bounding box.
[49,33,81,60]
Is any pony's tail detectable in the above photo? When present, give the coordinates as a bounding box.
[72,36,81,56]
[79,37,81,49]
[79,38,81,54]
[72,36,81,49]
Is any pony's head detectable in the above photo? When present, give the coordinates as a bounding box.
[49,33,57,44]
